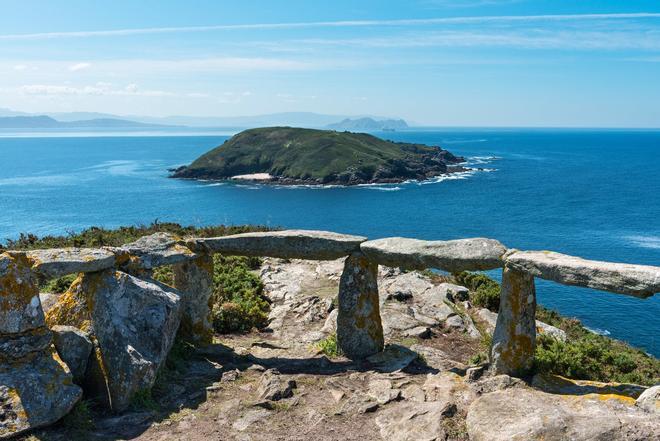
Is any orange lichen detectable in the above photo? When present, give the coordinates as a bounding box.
[45,271,110,332]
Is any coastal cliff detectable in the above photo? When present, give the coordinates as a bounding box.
[170,127,465,185]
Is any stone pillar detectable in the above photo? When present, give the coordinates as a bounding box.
[0,252,81,438]
[337,251,384,359]
[490,264,537,377]
[173,253,214,344]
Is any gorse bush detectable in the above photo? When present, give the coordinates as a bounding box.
[211,254,270,334]
[453,271,501,311]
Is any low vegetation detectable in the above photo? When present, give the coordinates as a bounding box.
[456,271,660,386]
[316,333,342,357]
[453,271,500,311]
[5,222,272,335]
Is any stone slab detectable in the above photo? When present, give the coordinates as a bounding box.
[27,248,116,278]
[114,232,197,270]
[505,250,660,298]
[360,237,507,272]
[190,230,366,260]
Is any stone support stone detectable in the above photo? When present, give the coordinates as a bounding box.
[490,264,536,377]
[337,252,384,359]
[173,252,215,344]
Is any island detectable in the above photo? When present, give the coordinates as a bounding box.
[170,126,465,185]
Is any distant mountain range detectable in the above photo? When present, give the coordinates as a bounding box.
[326,117,408,131]
[0,115,175,129]
[0,108,411,131]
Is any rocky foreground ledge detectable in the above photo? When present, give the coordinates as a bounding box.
[0,229,658,440]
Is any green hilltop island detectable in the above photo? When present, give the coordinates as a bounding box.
[170,126,466,185]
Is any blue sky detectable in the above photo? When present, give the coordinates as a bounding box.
[1,0,660,126]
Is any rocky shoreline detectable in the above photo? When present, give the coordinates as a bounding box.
[169,164,474,186]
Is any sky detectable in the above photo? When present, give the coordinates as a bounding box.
[1,0,660,127]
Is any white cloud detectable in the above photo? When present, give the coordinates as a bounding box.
[13,64,28,71]
[68,62,91,72]
[0,13,658,40]
[19,83,175,97]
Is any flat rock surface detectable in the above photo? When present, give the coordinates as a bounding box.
[26,247,116,278]
[190,230,366,260]
[467,387,659,441]
[361,237,507,272]
[505,250,660,297]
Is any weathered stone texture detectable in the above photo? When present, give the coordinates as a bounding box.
[337,252,384,359]
[114,232,196,271]
[0,252,45,335]
[0,348,82,439]
[173,253,215,344]
[360,237,507,272]
[51,325,93,384]
[46,270,182,412]
[505,250,660,298]
[490,265,536,377]
[26,247,115,279]
[190,230,366,260]
[636,385,660,414]
[467,387,660,441]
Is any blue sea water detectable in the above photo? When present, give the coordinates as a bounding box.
[0,129,658,355]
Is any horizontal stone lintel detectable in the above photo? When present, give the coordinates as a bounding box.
[505,250,660,298]
[26,248,116,279]
[188,230,367,260]
[111,232,198,270]
[360,237,507,273]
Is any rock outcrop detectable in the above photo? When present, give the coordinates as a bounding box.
[467,387,660,440]
[51,325,93,384]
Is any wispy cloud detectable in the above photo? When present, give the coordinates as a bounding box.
[68,62,91,72]
[0,13,659,40]
[19,83,175,97]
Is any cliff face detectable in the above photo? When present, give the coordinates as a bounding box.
[171,127,465,185]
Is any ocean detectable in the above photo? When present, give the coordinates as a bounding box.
[1,129,658,355]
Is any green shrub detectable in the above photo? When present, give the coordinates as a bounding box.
[316,333,342,357]
[153,265,174,286]
[453,272,501,311]
[211,255,270,334]
[42,274,77,293]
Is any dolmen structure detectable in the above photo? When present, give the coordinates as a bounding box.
[1,229,659,438]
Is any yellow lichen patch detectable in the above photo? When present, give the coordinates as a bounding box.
[45,271,110,332]
[534,373,643,405]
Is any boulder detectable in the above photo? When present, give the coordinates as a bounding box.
[360,237,507,272]
[189,230,366,260]
[636,385,660,414]
[403,326,433,339]
[505,250,660,298]
[440,283,470,302]
[51,325,93,384]
[490,265,536,377]
[114,232,197,271]
[337,252,384,359]
[466,387,659,441]
[0,252,46,335]
[26,247,115,279]
[0,347,82,439]
[46,270,182,412]
[173,252,214,344]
